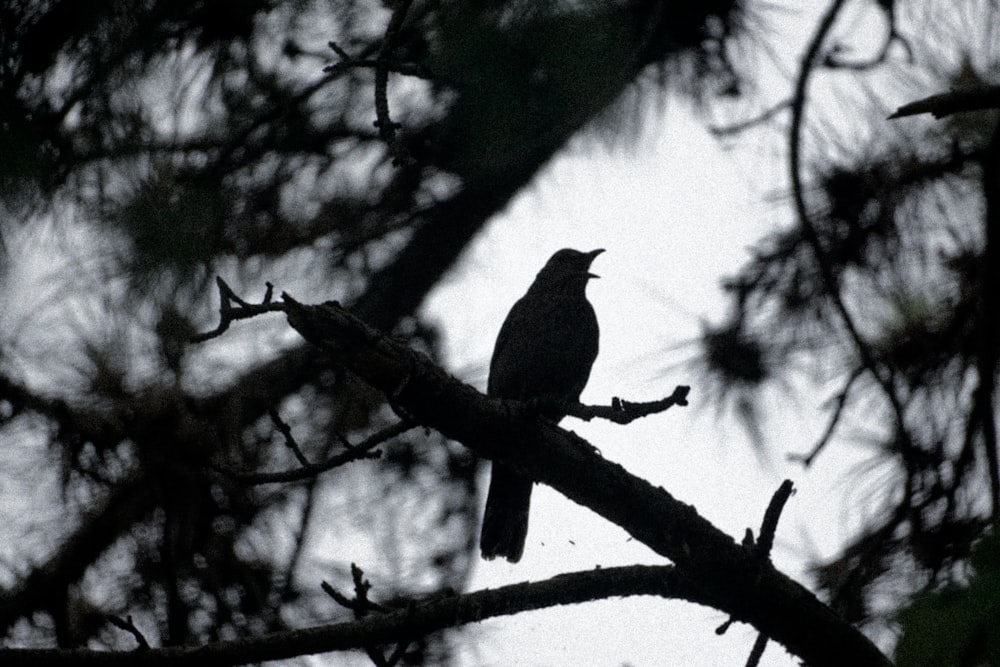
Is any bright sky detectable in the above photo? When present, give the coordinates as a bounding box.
[422,98,877,666]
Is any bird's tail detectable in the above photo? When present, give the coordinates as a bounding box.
[480,463,532,563]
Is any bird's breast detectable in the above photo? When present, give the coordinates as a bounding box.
[487,293,599,401]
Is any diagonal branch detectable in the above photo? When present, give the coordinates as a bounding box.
[280,296,890,667]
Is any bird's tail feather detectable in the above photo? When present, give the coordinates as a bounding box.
[480,463,532,563]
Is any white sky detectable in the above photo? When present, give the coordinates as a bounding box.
[422,99,879,666]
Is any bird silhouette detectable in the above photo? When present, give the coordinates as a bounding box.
[480,248,603,562]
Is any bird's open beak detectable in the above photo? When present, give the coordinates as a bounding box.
[586,248,605,278]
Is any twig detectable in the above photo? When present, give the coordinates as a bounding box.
[106,615,150,651]
[533,385,690,425]
[373,0,415,167]
[745,632,769,667]
[754,480,795,561]
[322,565,388,615]
[218,420,416,485]
[822,17,913,72]
[270,408,311,467]
[888,85,1000,120]
[327,40,353,62]
[788,368,861,467]
[323,565,408,667]
[719,479,795,655]
[324,41,431,80]
[191,278,284,343]
[709,100,792,137]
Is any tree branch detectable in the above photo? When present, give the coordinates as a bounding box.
[278,296,890,667]
[535,387,690,424]
[788,0,918,501]
[190,278,282,343]
[0,565,692,666]
[372,0,415,167]
[888,85,1000,120]
[216,420,416,485]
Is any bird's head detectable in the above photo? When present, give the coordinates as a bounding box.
[536,248,604,288]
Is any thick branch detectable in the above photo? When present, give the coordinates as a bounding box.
[280,297,891,667]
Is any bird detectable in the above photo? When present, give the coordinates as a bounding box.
[480,248,603,562]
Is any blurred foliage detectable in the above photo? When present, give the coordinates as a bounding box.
[698,0,1000,645]
[895,531,1000,667]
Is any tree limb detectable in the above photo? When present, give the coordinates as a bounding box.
[0,565,692,666]
[278,296,890,667]
[888,85,1000,120]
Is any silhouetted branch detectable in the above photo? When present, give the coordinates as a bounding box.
[373,0,415,167]
[709,100,791,137]
[279,295,891,667]
[730,480,795,667]
[822,14,913,72]
[269,408,311,466]
[106,615,150,651]
[754,480,795,561]
[534,386,690,424]
[324,41,431,80]
[190,278,284,343]
[0,565,689,666]
[217,420,415,485]
[788,0,917,499]
[789,368,862,467]
[745,632,769,667]
[889,85,1000,120]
